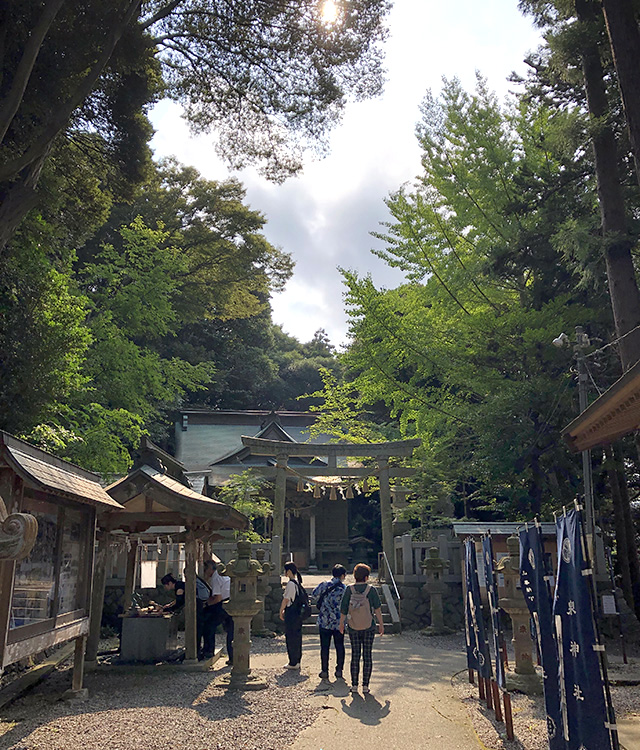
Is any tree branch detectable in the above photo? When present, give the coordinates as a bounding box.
[0,0,66,145]
[0,0,142,183]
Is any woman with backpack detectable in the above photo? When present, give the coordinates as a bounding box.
[339,563,384,694]
[279,561,306,670]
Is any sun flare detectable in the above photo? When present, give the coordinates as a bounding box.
[321,0,339,25]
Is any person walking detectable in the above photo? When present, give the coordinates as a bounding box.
[279,561,304,670]
[339,563,384,694]
[313,564,347,680]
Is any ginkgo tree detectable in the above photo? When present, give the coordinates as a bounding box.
[315,77,616,521]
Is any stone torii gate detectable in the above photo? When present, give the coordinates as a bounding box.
[240,436,421,574]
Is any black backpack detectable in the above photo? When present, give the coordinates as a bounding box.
[291,580,312,620]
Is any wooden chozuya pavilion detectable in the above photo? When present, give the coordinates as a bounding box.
[0,432,124,694]
[88,439,249,664]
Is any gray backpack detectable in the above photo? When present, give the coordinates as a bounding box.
[347,584,372,630]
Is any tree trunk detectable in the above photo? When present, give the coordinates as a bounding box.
[0,0,142,254]
[601,0,640,188]
[574,0,640,370]
[604,445,634,612]
[0,152,49,250]
[612,443,640,621]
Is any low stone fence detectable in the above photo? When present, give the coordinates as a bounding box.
[390,532,464,631]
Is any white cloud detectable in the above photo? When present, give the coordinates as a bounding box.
[150,0,541,347]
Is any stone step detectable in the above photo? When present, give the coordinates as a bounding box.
[305,611,395,625]
[301,621,401,635]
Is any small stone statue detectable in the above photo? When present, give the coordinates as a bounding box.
[421,547,452,635]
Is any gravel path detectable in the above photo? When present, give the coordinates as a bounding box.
[1,631,637,750]
[0,637,319,750]
[402,631,640,750]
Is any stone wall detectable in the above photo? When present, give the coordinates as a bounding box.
[262,577,285,633]
[398,583,429,630]
[398,582,464,631]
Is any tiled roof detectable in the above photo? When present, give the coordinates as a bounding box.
[1,432,122,509]
[106,465,248,529]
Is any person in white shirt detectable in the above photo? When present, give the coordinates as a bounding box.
[203,560,234,663]
[279,561,304,669]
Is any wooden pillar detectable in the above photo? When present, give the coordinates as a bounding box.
[309,513,317,570]
[184,530,198,662]
[123,537,138,612]
[273,453,288,570]
[72,635,86,692]
[86,530,111,661]
[378,457,394,575]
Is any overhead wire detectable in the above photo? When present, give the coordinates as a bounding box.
[585,323,640,360]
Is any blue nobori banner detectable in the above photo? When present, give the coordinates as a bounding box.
[519,525,564,750]
[553,510,614,750]
[481,534,505,690]
[464,538,491,679]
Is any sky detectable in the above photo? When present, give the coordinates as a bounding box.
[150,0,542,348]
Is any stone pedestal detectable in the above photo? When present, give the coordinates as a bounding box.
[497,536,542,694]
[421,547,453,635]
[218,541,268,690]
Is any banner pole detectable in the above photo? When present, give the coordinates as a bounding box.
[503,691,514,741]
[492,680,503,722]
[575,502,620,750]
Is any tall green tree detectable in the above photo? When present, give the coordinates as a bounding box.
[319,78,615,521]
[0,0,390,250]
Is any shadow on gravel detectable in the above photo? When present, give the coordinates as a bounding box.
[274,671,309,687]
[340,694,391,725]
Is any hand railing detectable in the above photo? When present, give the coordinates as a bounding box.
[380,550,401,602]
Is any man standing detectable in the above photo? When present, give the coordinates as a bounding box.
[203,559,234,664]
[313,564,347,680]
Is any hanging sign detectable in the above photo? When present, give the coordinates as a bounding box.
[553,510,614,750]
[140,560,158,589]
[464,538,491,679]
[519,525,564,750]
[482,534,505,689]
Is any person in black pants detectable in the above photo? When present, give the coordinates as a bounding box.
[339,563,384,694]
[279,561,304,669]
[313,564,347,679]
[203,559,234,663]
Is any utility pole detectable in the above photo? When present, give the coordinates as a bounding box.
[554,326,596,559]
[574,326,595,539]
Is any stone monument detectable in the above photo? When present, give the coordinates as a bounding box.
[218,540,267,690]
[496,535,542,694]
[421,546,453,635]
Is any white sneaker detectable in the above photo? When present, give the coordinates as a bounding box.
[362,686,370,694]
[285,663,301,670]
[350,685,358,693]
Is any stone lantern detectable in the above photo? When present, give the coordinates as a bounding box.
[252,548,276,636]
[496,535,541,694]
[421,546,452,634]
[218,540,267,690]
